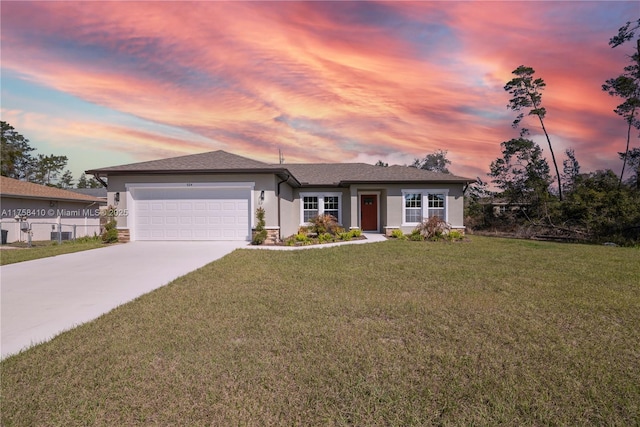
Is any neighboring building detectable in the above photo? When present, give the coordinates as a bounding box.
[86,150,474,242]
[0,177,104,243]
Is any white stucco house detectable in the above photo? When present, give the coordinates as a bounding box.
[0,176,105,243]
[86,150,474,242]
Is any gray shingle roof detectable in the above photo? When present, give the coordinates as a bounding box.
[283,163,472,185]
[86,150,277,173]
[87,150,474,186]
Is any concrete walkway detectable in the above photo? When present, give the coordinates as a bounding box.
[0,241,245,359]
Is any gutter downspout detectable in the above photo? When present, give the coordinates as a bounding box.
[276,174,290,241]
[92,173,108,188]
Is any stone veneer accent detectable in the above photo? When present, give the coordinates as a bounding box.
[117,229,130,243]
[252,227,280,245]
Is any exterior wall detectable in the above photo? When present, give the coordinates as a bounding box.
[277,180,296,239]
[106,173,279,230]
[0,196,102,243]
[383,183,466,233]
[289,187,351,237]
[103,174,467,240]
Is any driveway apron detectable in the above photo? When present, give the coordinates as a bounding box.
[1,241,245,359]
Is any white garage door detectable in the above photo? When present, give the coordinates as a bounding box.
[133,186,251,241]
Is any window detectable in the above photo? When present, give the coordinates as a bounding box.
[402,190,448,224]
[404,193,422,223]
[428,194,445,219]
[300,193,342,224]
[303,196,319,222]
[324,196,339,220]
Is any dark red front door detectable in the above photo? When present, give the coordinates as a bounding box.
[360,195,378,231]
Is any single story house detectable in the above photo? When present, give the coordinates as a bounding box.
[86,150,474,242]
[0,176,105,243]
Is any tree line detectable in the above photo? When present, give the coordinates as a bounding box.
[465,19,640,245]
[1,121,101,189]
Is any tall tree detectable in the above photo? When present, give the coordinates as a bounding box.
[77,173,89,188]
[602,19,640,187]
[87,176,103,188]
[619,147,640,189]
[1,121,36,179]
[412,149,451,173]
[562,148,581,194]
[375,160,388,167]
[489,137,551,206]
[32,154,68,186]
[57,170,74,189]
[505,66,562,200]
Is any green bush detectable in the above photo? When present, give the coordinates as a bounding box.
[101,217,119,243]
[350,228,362,238]
[338,232,352,241]
[74,235,101,244]
[390,229,406,239]
[409,230,424,241]
[318,233,334,244]
[447,230,464,241]
[252,207,268,245]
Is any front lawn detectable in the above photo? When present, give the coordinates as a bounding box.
[0,238,107,265]
[1,236,638,425]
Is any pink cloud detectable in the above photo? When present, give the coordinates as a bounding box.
[1,1,636,179]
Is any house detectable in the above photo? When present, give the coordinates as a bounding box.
[0,176,104,243]
[86,150,474,242]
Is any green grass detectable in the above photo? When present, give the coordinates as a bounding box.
[0,238,107,265]
[1,236,639,425]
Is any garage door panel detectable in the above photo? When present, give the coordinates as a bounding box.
[134,186,251,241]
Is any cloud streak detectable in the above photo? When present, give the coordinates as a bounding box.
[1,1,637,179]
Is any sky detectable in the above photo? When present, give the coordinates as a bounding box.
[1,1,638,183]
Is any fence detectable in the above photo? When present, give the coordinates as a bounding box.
[0,220,102,244]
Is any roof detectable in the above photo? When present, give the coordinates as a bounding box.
[283,163,473,185]
[86,150,280,174]
[0,176,103,203]
[86,150,474,186]
[67,188,108,199]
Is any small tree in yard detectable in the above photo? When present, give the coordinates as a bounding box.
[252,207,268,245]
[102,217,118,243]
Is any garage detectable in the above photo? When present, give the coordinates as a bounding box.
[128,183,252,241]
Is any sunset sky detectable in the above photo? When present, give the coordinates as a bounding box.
[1,1,638,183]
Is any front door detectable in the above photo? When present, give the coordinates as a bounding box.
[360,195,378,231]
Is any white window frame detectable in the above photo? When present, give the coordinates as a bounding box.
[402,189,449,226]
[300,192,342,225]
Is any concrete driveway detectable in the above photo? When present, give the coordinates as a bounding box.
[1,241,246,359]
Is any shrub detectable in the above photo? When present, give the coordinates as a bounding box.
[318,233,334,244]
[448,230,464,241]
[252,207,268,245]
[349,229,362,238]
[414,216,451,241]
[308,214,340,235]
[390,229,406,239]
[101,216,119,243]
[337,232,352,241]
[74,235,101,244]
[409,230,424,241]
